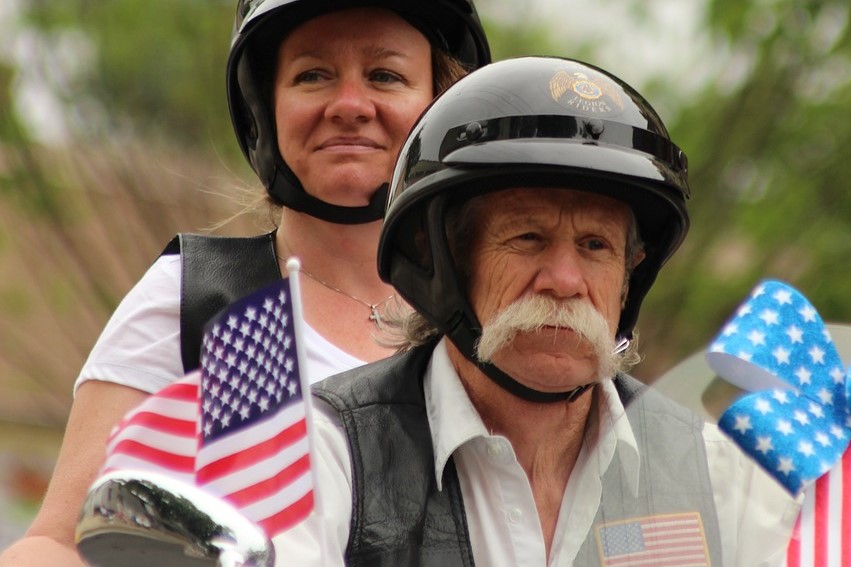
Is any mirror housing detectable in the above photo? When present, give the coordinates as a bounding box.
[76,470,274,567]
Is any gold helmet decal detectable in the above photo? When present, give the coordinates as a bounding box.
[549,67,624,115]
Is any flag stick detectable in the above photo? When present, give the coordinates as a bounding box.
[286,257,330,567]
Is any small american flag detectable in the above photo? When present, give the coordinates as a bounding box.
[596,512,710,567]
[195,280,312,536]
[102,275,313,538]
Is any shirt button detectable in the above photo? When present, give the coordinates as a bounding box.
[486,442,504,459]
[508,508,523,523]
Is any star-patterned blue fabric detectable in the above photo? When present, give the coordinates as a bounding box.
[706,279,851,495]
[199,281,303,444]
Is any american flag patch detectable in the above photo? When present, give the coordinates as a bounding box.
[595,512,710,566]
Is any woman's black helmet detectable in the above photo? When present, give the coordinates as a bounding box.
[227,0,491,224]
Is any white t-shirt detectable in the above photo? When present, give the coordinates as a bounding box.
[273,340,801,567]
[75,255,364,395]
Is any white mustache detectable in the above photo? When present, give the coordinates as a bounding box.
[475,295,619,380]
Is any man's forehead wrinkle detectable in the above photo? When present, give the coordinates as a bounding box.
[474,189,632,243]
[494,202,624,232]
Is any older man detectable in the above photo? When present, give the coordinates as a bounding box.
[278,57,799,566]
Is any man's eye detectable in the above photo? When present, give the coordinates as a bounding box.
[583,238,609,251]
[507,232,545,247]
[516,232,541,241]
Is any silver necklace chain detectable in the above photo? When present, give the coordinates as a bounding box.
[280,256,395,327]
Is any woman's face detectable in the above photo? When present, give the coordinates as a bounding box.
[274,8,433,209]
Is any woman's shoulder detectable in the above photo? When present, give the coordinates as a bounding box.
[75,255,184,394]
[140,253,182,289]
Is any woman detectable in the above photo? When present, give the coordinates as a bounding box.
[0,1,490,565]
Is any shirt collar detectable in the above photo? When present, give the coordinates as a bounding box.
[588,378,641,496]
[424,338,641,494]
[425,339,490,490]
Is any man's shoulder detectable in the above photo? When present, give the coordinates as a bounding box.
[312,342,438,410]
[616,373,705,430]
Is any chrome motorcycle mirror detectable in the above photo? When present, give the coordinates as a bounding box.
[76,470,274,567]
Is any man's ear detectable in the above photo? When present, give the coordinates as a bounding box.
[621,249,646,309]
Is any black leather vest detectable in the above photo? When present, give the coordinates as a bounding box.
[314,343,475,567]
[313,344,723,566]
[161,231,281,373]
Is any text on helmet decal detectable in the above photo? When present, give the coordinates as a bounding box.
[549,66,624,116]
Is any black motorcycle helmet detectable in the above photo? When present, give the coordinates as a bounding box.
[378,56,690,402]
[227,0,491,224]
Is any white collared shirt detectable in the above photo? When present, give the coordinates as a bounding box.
[273,339,799,566]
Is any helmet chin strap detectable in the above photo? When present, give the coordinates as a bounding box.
[269,159,389,224]
[283,183,389,224]
[473,336,631,404]
[476,362,592,403]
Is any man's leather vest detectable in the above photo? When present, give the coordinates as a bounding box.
[313,344,724,566]
[161,231,281,373]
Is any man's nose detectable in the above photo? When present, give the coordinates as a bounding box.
[325,78,376,123]
[532,243,588,300]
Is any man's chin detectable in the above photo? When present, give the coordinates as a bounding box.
[495,335,598,364]
[489,351,602,390]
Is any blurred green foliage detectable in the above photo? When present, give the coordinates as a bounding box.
[644,0,851,372]
[17,1,238,157]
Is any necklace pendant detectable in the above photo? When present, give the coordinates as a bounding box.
[369,306,382,328]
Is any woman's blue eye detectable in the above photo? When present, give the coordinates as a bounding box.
[295,70,323,83]
[371,70,402,83]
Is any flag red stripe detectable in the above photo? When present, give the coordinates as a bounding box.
[116,381,198,408]
[606,548,707,566]
[635,544,706,552]
[608,559,707,567]
[634,545,706,557]
[257,491,314,539]
[157,381,199,400]
[640,519,700,530]
[116,411,196,437]
[114,381,198,402]
[786,514,801,567]
[156,384,199,402]
[106,440,195,472]
[843,451,851,566]
[639,531,702,545]
[607,555,707,566]
[223,454,311,508]
[196,418,307,482]
[814,473,829,567]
